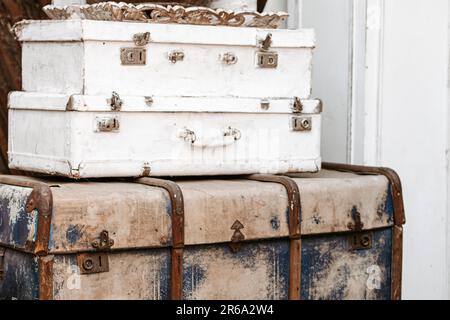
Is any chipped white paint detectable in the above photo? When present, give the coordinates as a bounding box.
[292,170,392,234]
[8,94,322,178]
[179,179,290,245]
[0,185,36,245]
[16,20,314,99]
[49,182,172,253]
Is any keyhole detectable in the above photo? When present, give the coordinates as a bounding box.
[127,52,134,62]
[98,255,102,267]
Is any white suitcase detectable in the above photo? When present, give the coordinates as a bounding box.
[8,92,322,178]
[14,19,314,99]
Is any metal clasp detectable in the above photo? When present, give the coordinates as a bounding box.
[348,232,373,250]
[168,50,185,63]
[133,32,151,46]
[108,92,123,111]
[292,97,303,113]
[120,48,147,65]
[223,127,242,141]
[96,116,120,133]
[261,99,270,110]
[291,116,312,132]
[77,230,115,275]
[91,230,115,250]
[222,52,238,65]
[229,220,245,253]
[259,33,273,51]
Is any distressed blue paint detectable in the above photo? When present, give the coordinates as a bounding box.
[66,225,83,245]
[158,249,171,300]
[182,263,207,295]
[48,224,56,250]
[270,216,280,230]
[301,228,392,300]
[0,249,39,300]
[11,212,33,247]
[285,207,290,228]
[384,185,395,224]
[183,239,290,300]
[0,185,33,249]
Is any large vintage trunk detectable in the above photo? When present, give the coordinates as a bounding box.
[0,164,405,300]
[14,20,314,99]
[8,92,322,178]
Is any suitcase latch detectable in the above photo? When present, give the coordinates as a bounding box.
[229,220,245,253]
[348,232,373,251]
[133,32,151,46]
[108,91,123,111]
[347,208,372,250]
[291,116,312,132]
[168,50,185,63]
[96,116,120,133]
[0,247,5,281]
[256,33,278,69]
[120,47,147,65]
[77,230,114,275]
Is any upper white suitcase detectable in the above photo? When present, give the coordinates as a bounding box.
[15,20,314,99]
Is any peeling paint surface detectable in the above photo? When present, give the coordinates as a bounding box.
[292,172,394,234]
[0,184,36,249]
[50,182,172,253]
[301,228,392,300]
[52,249,171,300]
[183,240,289,300]
[0,248,39,300]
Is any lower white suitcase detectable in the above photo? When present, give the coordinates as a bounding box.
[8,92,322,178]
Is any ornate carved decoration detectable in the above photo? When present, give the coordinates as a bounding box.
[43,2,288,28]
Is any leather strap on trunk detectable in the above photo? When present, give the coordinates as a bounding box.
[247,174,302,300]
[136,177,185,300]
[0,175,55,300]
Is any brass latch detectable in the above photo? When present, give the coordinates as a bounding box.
[0,247,5,281]
[95,116,120,133]
[121,47,147,65]
[256,33,278,69]
[348,232,373,250]
[133,32,151,46]
[120,32,150,65]
[77,230,114,275]
[108,92,123,111]
[291,116,312,132]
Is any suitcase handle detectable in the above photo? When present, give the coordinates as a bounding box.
[178,127,241,148]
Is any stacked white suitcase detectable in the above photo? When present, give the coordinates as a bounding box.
[8,3,322,178]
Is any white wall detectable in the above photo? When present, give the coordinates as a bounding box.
[369,0,450,300]
[302,0,354,163]
[300,0,450,299]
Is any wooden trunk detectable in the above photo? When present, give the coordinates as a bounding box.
[0,164,405,300]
